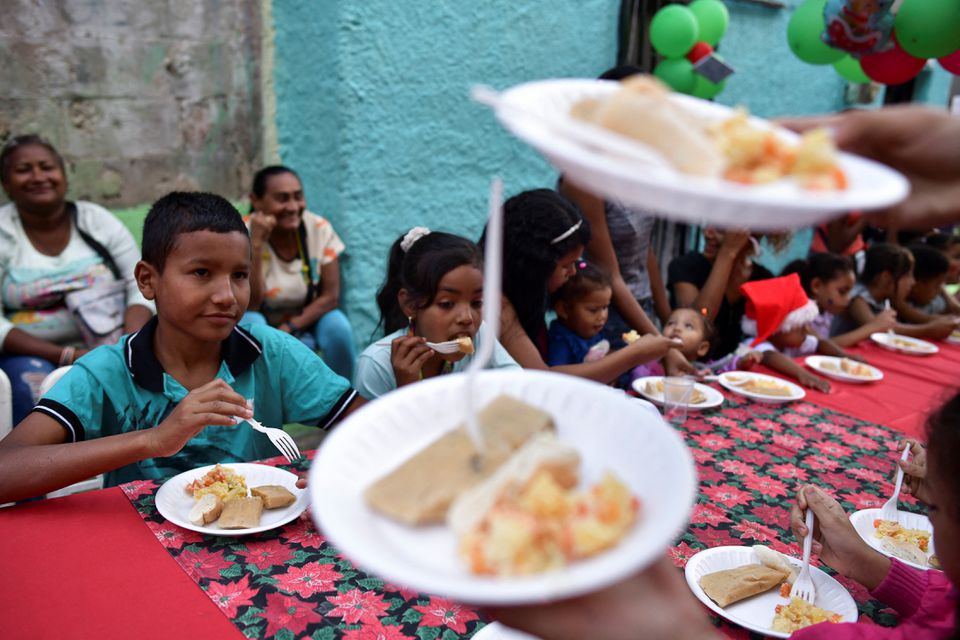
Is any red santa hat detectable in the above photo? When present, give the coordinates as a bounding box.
[740,273,819,347]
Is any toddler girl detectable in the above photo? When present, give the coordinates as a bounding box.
[832,243,956,340]
[547,261,614,366]
[354,227,519,400]
[785,252,895,347]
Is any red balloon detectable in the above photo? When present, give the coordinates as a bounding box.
[860,35,926,85]
[686,41,714,63]
[940,49,960,74]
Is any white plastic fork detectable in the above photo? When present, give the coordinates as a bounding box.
[880,446,911,523]
[243,415,302,463]
[790,509,817,604]
[425,339,469,354]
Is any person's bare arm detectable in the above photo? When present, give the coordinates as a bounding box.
[0,379,250,503]
[815,337,846,358]
[893,297,939,325]
[893,316,958,340]
[560,181,657,336]
[761,350,830,392]
[290,260,341,329]
[648,247,671,324]
[247,211,276,311]
[123,304,153,334]
[693,232,750,322]
[2,327,70,365]
[942,290,960,315]
[831,305,897,347]
[498,298,680,384]
[823,216,866,254]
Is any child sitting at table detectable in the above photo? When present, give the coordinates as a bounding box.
[0,192,363,503]
[547,261,615,366]
[831,243,957,341]
[897,243,960,322]
[785,392,960,639]
[630,306,762,379]
[739,273,852,392]
[354,227,519,400]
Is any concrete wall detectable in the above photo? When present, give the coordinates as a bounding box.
[270,1,956,345]
[0,0,263,206]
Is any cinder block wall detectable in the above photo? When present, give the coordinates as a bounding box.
[0,0,264,207]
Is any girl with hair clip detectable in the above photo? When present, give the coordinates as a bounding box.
[482,189,686,385]
[831,243,958,341]
[783,252,895,348]
[354,228,519,400]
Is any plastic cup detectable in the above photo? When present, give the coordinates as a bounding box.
[663,376,695,425]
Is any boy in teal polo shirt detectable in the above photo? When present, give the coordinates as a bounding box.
[0,192,362,502]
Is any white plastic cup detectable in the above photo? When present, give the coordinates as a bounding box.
[663,376,694,425]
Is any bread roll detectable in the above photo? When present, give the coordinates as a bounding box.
[218,496,263,529]
[753,545,798,585]
[188,493,223,526]
[251,485,297,509]
[456,336,475,354]
[365,395,555,525]
[699,564,788,608]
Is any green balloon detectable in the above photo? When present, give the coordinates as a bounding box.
[833,56,871,83]
[787,0,844,65]
[689,0,729,47]
[895,0,960,60]
[654,58,698,94]
[650,5,700,58]
[691,74,726,100]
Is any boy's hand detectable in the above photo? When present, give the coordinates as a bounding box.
[791,485,890,590]
[929,315,959,340]
[249,210,277,245]
[150,379,250,457]
[798,370,831,393]
[718,230,751,259]
[898,439,930,505]
[632,335,683,365]
[736,351,762,370]
[390,335,432,387]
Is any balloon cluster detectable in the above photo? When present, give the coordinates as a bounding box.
[788,0,960,85]
[650,0,732,99]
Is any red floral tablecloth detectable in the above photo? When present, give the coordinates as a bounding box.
[120,393,927,639]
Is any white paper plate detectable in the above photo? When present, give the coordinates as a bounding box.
[309,369,698,605]
[870,332,938,355]
[472,623,539,640]
[156,463,308,536]
[489,79,909,231]
[717,371,806,404]
[684,546,858,638]
[804,356,883,383]
[632,376,724,410]
[850,508,936,571]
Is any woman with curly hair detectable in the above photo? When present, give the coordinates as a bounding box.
[481,189,689,384]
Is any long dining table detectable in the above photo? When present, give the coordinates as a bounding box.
[2,340,955,640]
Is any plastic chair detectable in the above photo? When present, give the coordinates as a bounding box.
[38,367,104,499]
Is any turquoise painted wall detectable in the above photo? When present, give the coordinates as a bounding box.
[270,1,956,345]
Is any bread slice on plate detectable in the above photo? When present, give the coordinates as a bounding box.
[218,496,264,529]
[251,485,297,509]
[699,564,789,608]
[188,493,223,525]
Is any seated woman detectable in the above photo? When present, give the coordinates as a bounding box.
[0,135,153,423]
[483,189,686,384]
[244,165,357,380]
[668,228,773,360]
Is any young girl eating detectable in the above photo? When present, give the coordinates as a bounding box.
[784,252,895,347]
[831,243,957,341]
[740,273,854,393]
[354,228,519,400]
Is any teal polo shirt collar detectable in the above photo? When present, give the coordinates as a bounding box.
[125,316,263,393]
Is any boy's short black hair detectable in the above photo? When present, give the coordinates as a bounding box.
[142,192,249,273]
[908,243,950,282]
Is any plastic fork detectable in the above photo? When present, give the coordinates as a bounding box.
[426,339,469,354]
[243,415,302,463]
[880,446,911,523]
[790,509,817,604]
